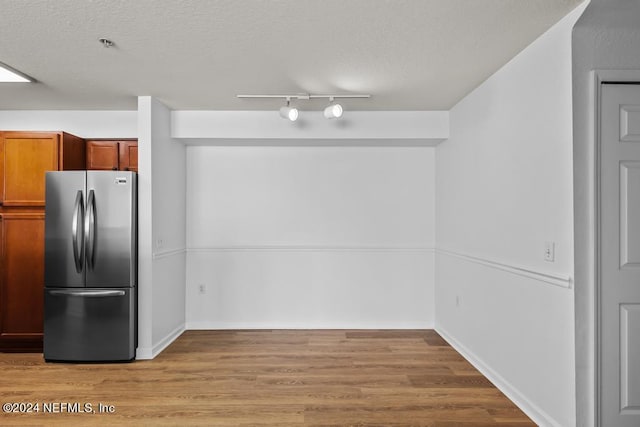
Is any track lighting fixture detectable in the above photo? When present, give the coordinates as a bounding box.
[279,99,299,121]
[323,98,343,119]
[237,93,370,120]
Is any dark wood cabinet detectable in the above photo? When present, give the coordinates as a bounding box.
[0,131,85,352]
[0,212,45,352]
[86,139,138,172]
[119,141,138,172]
[86,140,119,170]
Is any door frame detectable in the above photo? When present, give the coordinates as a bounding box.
[575,70,640,426]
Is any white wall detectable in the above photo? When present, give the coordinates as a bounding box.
[435,4,586,427]
[186,145,435,328]
[137,96,187,359]
[172,111,448,145]
[0,110,136,138]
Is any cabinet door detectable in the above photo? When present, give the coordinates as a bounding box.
[119,141,138,172]
[0,132,3,203]
[59,132,86,170]
[1,133,59,206]
[86,140,119,170]
[0,212,45,352]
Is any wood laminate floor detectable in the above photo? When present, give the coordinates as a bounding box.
[0,330,534,426]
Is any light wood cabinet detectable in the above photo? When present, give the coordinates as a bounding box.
[0,131,85,352]
[86,139,138,172]
[0,132,85,206]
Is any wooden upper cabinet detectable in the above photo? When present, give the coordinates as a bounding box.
[86,140,119,170]
[86,139,137,172]
[0,132,85,207]
[119,141,138,172]
[59,133,86,170]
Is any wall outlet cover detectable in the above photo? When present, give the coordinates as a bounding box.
[544,241,555,262]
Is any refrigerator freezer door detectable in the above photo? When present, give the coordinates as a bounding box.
[43,288,136,361]
[44,171,87,288]
[85,171,137,288]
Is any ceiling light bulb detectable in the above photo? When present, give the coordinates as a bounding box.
[279,106,299,121]
[324,103,343,119]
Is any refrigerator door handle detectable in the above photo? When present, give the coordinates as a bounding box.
[85,189,96,269]
[49,290,126,297]
[71,190,85,273]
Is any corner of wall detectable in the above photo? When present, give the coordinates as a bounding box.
[137,96,187,359]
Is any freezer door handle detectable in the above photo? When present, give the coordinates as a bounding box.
[85,189,96,269]
[71,190,85,273]
[48,290,126,297]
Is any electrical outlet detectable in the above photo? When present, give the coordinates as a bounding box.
[155,238,164,249]
[198,284,206,294]
[544,241,555,262]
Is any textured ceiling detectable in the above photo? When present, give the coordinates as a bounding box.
[0,0,583,111]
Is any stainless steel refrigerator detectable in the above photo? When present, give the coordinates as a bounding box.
[43,171,137,362]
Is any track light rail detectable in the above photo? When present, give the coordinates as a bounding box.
[237,93,370,121]
[237,94,370,100]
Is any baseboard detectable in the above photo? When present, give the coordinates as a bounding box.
[436,326,563,427]
[136,323,186,360]
[186,321,434,330]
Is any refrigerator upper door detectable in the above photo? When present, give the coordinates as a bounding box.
[44,171,86,288]
[85,171,137,288]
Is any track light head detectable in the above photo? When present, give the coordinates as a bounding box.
[279,105,299,121]
[323,103,343,119]
[279,99,299,121]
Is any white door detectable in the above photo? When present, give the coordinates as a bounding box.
[600,83,640,426]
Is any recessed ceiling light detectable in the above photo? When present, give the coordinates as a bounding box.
[98,38,114,48]
[0,62,34,83]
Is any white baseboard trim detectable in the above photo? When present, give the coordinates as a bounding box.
[136,323,186,360]
[436,326,563,427]
[186,321,434,330]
